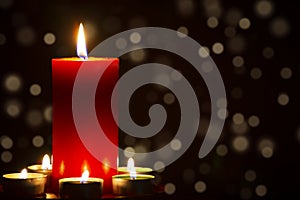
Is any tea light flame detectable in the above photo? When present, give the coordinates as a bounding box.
[80,169,89,183]
[77,23,88,59]
[42,154,51,170]
[127,158,137,180]
[20,168,27,179]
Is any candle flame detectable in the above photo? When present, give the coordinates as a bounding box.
[42,154,51,170]
[80,169,89,183]
[77,23,88,59]
[20,168,27,179]
[127,158,136,179]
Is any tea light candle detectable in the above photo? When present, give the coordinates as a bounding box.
[112,174,155,196]
[118,158,152,174]
[113,158,155,196]
[27,154,52,192]
[59,169,103,199]
[2,169,47,197]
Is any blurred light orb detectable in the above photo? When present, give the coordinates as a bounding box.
[154,161,165,172]
[248,115,260,127]
[6,100,21,117]
[43,33,56,45]
[154,73,171,87]
[277,93,289,106]
[26,109,43,127]
[270,17,290,38]
[212,42,224,54]
[43,105,52,123]
[216,144,228,156]
[128,17,147,28]
[202,0,223,17]
[280,67,292,79]
[231,87,243,99]
[124,135,136,146]
[1,151,13,163]
[130,32,142,44]
[30,84,42,96]
[1,135,13,149]
[201,61,214,73]
[198,46,210,58]
[254,0,274,18]
[129,49,146,63]
[176,0,195,17]
[32,135,44,148]
[0,0,13,9]
[262,47,274,59]
[194,181,207,193]
[239,18,251,30]
[232,56,244,67]
[164,182,176,195]
[227,35,246,54]
[233,113,245,125]
[231,122,249,135]
[225,8,243,26]
[217,97,227,108]
[16,26,36,46]
[199,163,211,175]
[115,37,127,50]
[171,70,183,81]
[0,33,6,45]
[164,93,176,105]
[261,146,273,158]
[170,138,182,151]
[183,168,195,184]
[177,26,189,38]
[232,136,249,152]
[218,108,228,120]
[250,67,262,79]
[255,184,267,197]
[258,138,274,158]
[240,188,252,199]
[207,16,219,28]
[4,74,22,92]
[123,147,135,158]
[244,169,256,182]
[224,26,236,38]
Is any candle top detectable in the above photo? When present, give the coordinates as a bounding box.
[59,177,103,184]
[3,172,46,179]
[112,174,155,180]
[117,166,153,173]
[28,164,52,171]
[52,57,119,61]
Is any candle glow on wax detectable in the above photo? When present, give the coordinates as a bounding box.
[77,23,88,59]
[127,158,137,180]
[42,154,52,170]
[20,168,27,179]
[80,169,89,183]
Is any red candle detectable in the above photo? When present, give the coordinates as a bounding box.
[51,23,118,195]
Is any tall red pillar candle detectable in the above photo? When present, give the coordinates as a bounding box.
[51,23,118,195]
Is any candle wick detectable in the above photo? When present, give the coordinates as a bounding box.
[79,55,88,60]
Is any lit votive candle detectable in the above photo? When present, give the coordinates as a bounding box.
[2,168,47,197]
[27,154,52,191]
[118,158,152,174]
[113,158,155,196]
[112,174,155,196]
[59,170,103,199]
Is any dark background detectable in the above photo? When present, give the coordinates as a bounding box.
[0,0,299,199]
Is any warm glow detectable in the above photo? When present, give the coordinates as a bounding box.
[80,169,89,183]
[77,23,88,59]
[127,158,136,179]
[42,154,51,170]
[20,168,27,179]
